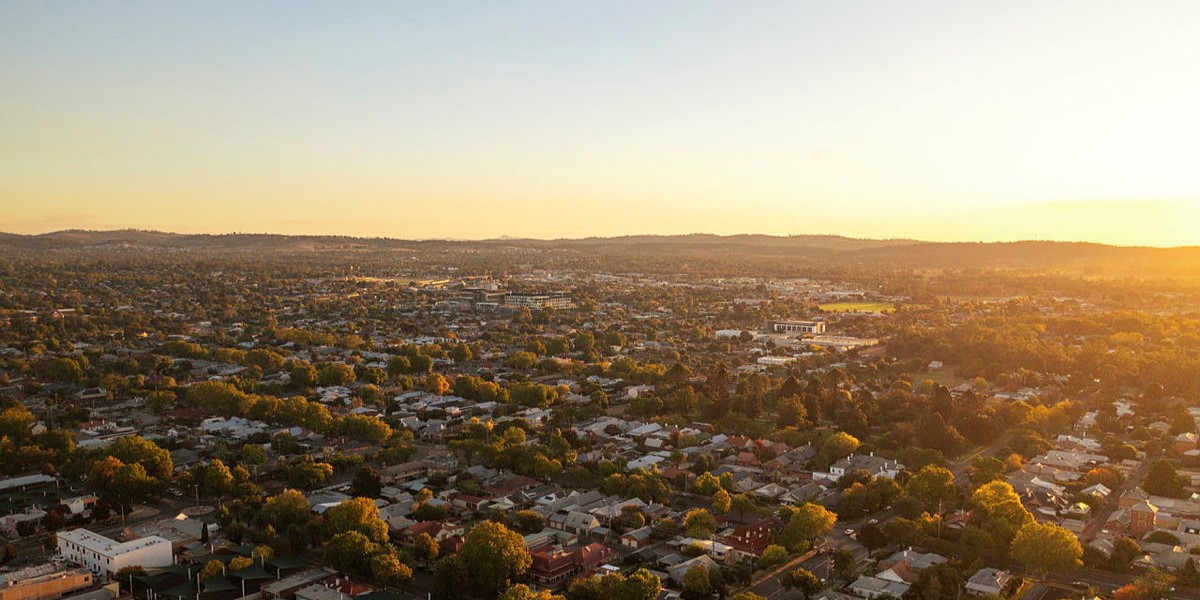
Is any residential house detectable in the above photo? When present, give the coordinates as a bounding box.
[621,526,653,548]
[528,543,615,589]
[816,453,904,482]
[964,568,1012,596]
[848,575,910,599]
[722,518,775,562]
[549,511,602,536]
[666,555,718,585]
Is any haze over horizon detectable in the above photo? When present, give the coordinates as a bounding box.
[3,1,1199,247]
[6,227,1200,251]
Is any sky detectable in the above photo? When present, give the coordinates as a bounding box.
[2,1,1200,246]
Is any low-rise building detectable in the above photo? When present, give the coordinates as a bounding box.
[768,320,825,334]
[56,529,172,580]
[817,453,904,482]
[0,563,94,600]
[848,575,910,599]
[964,568,1012,596]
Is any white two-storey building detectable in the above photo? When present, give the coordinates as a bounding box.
[57,529,172,579]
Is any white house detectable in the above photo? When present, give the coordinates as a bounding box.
[57,529,173,579]
[816,453,905,482]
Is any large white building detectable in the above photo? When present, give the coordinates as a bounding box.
[816,453,905,482]
[505,292,574,310]
[57,529,173,579]
[769,320,826,334]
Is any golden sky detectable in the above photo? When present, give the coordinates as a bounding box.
[3,2,1199,246]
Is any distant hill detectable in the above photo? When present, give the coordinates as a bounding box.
[2,229,1198,278]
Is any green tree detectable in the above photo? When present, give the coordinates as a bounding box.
[246,349,285,371]
[291,363,318,388]
[241,444,267,465]
[857,523,888,551]
[904,465,957,509]
[325,497,389,543]
[323,531,376,575]
[449,344,474,363]
[505,351,538,370]
[187,381,250,416]
[758,544,789,570]
[816,432,860,466]
[972,481,1033,543]
[693,472,722,495]
[731,493,757,517]
[199,559,224,580]
[1132,567,1176,599]
[262,489,312,529]
[779,504,837,552]
[370,549,413,588]
[251,545,274,564]
[455,521,531,597]
[832,548,857,581]
[729,594,766,600]
[110,462,160,501]
[229,556,254,572]
[711,489,731,515]
[146,390,176,413]
[682,564,710,598]
[513,510,546,534]
[683,508,717,539]
[500,584,564,600]
[350,466,383,498]
[413,532,440,568]
[781,567,821,599]
[425,373,450,395]
[318,363,356,387]
[408,354,433,374]
[618,568,662,600]
[967,455,1007,486]
[284,459,333,489]
[1111,537,1142,572]
[104,435,174,480]
[1144,460,1187,498]
[203,459,234,498]
[1011,521,1083,574]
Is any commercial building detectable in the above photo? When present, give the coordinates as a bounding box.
[505,292,574,310]
[260,569,337,600]
[768,320,826,334]
[0,563,93,600]
[56,529,172,580]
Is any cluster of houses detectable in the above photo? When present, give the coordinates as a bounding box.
[840,549,1014,599]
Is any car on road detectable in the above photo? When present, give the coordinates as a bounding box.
[867,518,879,525]
[844,528,855,536]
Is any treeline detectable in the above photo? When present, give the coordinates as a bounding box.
[891,301,1200,393]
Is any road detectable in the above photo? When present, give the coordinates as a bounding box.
[1080,451,1155,543]
[947,434,1015,486]
[745,522,869,598]
[7,496,185,567]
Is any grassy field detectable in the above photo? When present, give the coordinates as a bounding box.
[818,301,896,313]
[915,366,959,386]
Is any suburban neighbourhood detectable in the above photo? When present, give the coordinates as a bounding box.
[0,237,1198,600]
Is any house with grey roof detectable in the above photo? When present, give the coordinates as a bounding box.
[964,568,1012,596]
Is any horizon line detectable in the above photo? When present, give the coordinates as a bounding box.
[2,227,1198,250]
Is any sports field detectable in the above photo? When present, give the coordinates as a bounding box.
[818,301,896,313]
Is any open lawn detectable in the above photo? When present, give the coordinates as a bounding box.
[818,301,896,313]
[915,366,959,386]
